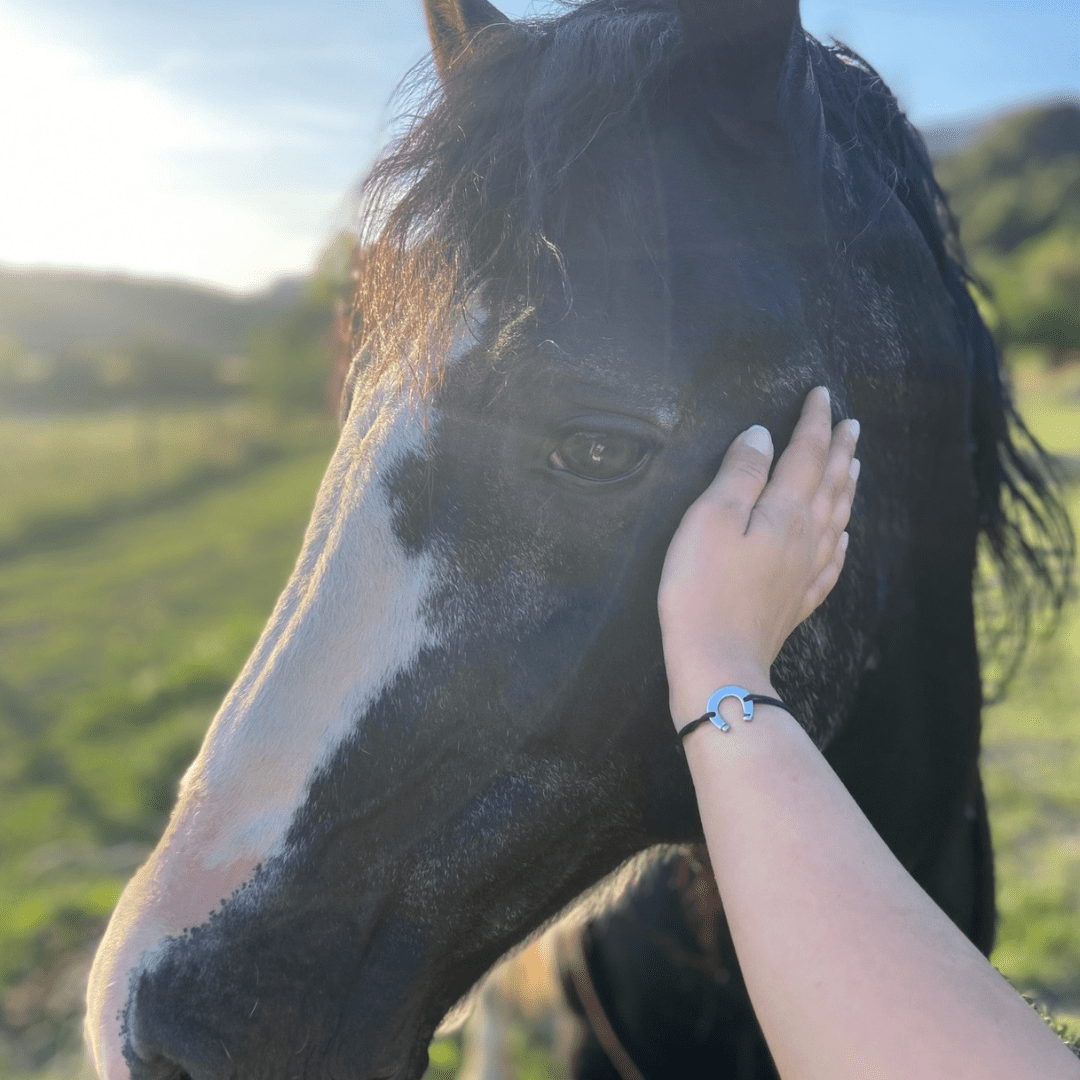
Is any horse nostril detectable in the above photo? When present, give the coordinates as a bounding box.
[133,1058,197,1080]
[165,1066,204,1080]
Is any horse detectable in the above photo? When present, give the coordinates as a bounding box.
[85,1,1071,1078]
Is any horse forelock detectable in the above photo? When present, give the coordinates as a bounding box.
[348,3,933,409]
[351,0,682,409]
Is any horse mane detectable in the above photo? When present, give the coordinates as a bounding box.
[353,0,1072,688]
[810,41,1074,690]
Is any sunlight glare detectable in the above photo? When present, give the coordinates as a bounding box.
[0,8,316,290]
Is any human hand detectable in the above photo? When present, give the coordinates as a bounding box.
[658,386,859,729]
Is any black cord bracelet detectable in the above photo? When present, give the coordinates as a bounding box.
[677,685,788,740]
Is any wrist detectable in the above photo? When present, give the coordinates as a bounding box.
[681,698,805,764]
[667,661,779,731]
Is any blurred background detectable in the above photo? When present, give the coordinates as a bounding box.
[0,1,1077,1077]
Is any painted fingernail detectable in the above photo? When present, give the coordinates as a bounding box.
[742,424,773,454]
[848,418,860,441]
[849,458,861,481]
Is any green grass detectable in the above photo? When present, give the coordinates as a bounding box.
[0,407,298,552]
[983,539,1080,1013]
[0,405,336,1077]
[1009,356,1080,454]
[981,356,1080,1016]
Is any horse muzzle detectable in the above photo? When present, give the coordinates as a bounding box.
[117,921,433,1080]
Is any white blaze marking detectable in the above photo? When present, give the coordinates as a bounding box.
[182,393,440,869]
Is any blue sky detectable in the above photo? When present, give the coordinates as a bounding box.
[1,0,1076,292]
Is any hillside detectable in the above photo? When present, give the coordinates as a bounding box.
[0,268,303,359]
[920,113,1001,161]
[935,102,1080,358]
[0,268,336,411]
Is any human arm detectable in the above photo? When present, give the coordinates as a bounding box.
[657,387,1080,1080]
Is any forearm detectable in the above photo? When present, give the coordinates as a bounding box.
[683,699,1079,1080]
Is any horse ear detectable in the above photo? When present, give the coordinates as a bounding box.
[675,0,802,129]
[425,0,510,83]
[675,0,800,77]
[677,0,825,227]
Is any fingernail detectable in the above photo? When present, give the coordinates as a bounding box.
[742,424,773,454]
[849,418,860,442]
[816,385,830,404]
[840,530,850,550]
[849,458,861,481]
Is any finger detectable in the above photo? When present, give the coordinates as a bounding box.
[766,385,834,502]
[698,424,775,533]
[813,456,859,570]
[818,419,860,513]
[800,531,849,623]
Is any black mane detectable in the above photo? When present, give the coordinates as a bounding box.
[811,40,1073,687]
[356,0,1072,684]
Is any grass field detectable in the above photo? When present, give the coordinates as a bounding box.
[982,359,1080,1026]
[0,405,337,1078]
[0,368,1079,1077]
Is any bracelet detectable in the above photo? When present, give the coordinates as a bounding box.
[677,684,788,740]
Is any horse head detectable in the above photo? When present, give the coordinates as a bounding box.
[86,2,1063,1078]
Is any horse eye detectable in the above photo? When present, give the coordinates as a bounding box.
[549,431,651,482]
